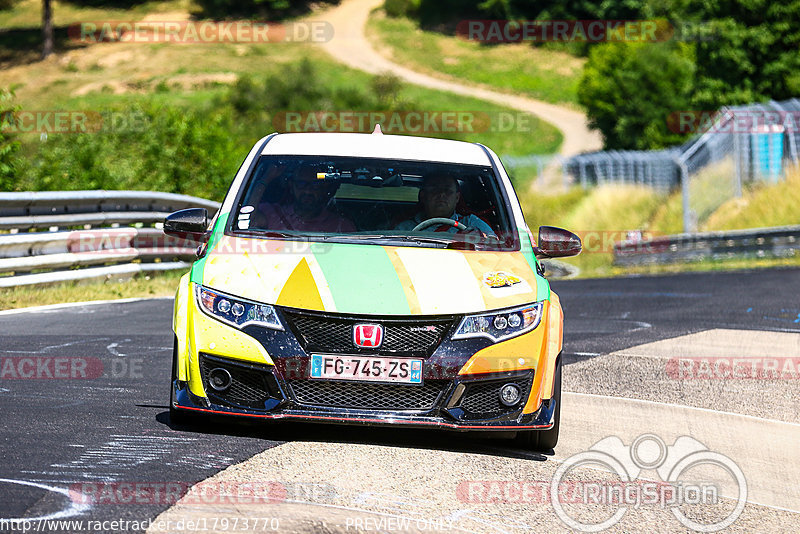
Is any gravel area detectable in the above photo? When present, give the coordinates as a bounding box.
[565,329,800,423]
[148,329,800,533]
[148,442,799,533]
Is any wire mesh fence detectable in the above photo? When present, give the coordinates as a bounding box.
[563,98,800,232]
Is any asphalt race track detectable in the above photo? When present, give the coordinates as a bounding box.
[1,268,799,533]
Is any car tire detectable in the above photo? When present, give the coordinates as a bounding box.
[169,337,191,425]
[518,356,561,451]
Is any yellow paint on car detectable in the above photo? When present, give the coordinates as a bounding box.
[276,257,326,311]
[184,282,275,398]
[458,304,549,378]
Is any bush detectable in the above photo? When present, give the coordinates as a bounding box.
[194,0,337,19]
[384,0,420,18]
[22,104,241,201]
[0,88,20,191]
[416,0,483,28]
[371,72,403,105]
[18,59,415,198]
[226,58,409,118]
[578,41,696,150]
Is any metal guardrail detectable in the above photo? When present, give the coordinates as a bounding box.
[614,225,800,266]
[0,191,219,287]
[0,190,220,230]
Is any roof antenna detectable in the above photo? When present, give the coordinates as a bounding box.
[372,124,383,135]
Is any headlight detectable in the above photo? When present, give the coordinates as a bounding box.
[452,302,543,342]
[195,286,283,330]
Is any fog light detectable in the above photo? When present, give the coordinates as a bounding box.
[208,367,232,392]
[499,383,522,407]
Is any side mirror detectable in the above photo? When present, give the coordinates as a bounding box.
[534,226,581,258]
[164,208,209,241]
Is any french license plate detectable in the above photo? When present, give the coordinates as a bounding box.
[309,354,423,384]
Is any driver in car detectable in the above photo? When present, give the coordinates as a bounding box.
[254,166,355,233]
[395,172,496,237]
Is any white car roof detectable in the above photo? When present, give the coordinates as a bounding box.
[261,132,492,166]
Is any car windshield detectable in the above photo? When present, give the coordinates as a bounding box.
[231,155,517,250]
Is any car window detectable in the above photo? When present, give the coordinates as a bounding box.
[232,155,517,250]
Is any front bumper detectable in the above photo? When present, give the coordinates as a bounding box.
[174,297,559,431]
[171,364,557,431]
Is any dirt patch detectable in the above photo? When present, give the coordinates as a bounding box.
[165,72,238,89]
[71,72,237,96]
[72,80,132,96]
[140,11,192,23]
[96,50,137,69]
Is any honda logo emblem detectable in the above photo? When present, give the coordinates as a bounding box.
[353,324,383,348]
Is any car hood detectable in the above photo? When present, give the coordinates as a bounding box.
[192,235,549,316]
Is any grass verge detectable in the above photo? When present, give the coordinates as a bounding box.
[366,10,584,107]
[704,164,800,230]
[604,255,800,278]
[0,270,185,311]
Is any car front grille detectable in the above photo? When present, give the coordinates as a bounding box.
[199,353,278,410]
[458,375,533,417]
[287,379,449,411]
[281,310,454,357]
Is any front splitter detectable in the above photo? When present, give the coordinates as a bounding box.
[172,380,555,431]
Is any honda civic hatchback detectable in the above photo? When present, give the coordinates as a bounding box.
[165,131,580,450]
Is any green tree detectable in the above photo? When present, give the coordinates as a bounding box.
[195,0,337,19]
[578,41,695,149]
[23,105,241,200]
[0,88,20,190]
[682,0,800,108]
[42,0,53,58]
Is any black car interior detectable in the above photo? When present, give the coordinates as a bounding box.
[238,156,506,235]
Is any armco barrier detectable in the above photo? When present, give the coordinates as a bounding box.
[0,190,220,230]
[0,191,219,287]
[614,225,800,266]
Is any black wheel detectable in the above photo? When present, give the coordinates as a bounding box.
[518,356,561,451]
[169,337,191,425]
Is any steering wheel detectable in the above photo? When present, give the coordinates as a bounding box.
[412,217,470,232]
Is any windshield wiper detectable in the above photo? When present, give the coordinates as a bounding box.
[334,234,498,249]
[236,230,311,239]
[327,234,393,240]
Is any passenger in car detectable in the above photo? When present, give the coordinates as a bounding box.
[253,166,356,233]
[395,172,496,237]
